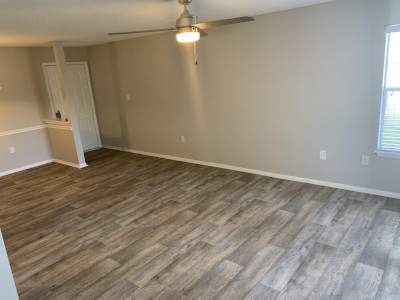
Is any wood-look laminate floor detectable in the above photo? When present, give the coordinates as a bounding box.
[1,149,400,300]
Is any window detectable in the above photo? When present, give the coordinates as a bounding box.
[378,25,400,156]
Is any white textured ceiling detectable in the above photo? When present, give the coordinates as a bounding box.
[0,0,332,47]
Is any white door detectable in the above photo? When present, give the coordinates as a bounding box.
[43,62,101,152]
[43,64,66,119]
[65,63,101,151]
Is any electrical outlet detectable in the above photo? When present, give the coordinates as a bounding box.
[320,150,327,161]
[9,146,15,154]
[362,155,370,166]
[180,136,186,144]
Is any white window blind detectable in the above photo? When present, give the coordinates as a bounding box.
[378,25,400,153]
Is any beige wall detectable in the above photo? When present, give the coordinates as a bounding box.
[0,46,87,174]
[0,129,51,173]
[87,45,127,146]
[47,128,80,165]
[0,48,45,131]
[88,0,400,194]
[0,48,52,173]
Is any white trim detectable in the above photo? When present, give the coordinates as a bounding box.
[0,123,73,137]
[377,30,400,152]
[377,32,391,150]
[53,159,88,169]
[45,124,72,131]
[42,61,88,67]
[43,119,70,126]
[0,160,53,177]
[375,150,400,159]
[386,24,400,33]
[44,119,72,131]
[103,145,400,200]
[0,158,88,178]
[0,125,46,137]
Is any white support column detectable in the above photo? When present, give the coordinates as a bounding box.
[51,41,87,167]
[0,231,19,300]
[52,41,71,119]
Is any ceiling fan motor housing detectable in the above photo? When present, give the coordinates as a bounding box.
[176,6,197,29]
[178,0,192,5]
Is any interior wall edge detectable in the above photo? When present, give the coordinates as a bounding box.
[102,145,400,200]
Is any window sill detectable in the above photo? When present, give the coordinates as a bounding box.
[375,150,400,159]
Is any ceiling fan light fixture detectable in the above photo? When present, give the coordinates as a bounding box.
[176,27,200,43]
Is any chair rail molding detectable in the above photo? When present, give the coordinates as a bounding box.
[0,122,73,137]
[0,125,46,137]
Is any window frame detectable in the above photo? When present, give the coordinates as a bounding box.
[377,24,400,158]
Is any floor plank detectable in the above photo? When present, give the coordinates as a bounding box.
[341,263,383,300]
[0,148,399,299]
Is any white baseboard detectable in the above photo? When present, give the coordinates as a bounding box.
[0,160,53,177]
[53,159,88,169]
[103,145,400,200]
[0,159,87,178]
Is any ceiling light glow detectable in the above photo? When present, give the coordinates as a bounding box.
[176,28,200,43]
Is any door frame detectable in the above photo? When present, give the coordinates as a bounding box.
[42,61,102,151]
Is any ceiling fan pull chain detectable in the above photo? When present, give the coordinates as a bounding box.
[194,41,199,65]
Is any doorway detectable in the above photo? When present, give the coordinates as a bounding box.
[42,62,102,152]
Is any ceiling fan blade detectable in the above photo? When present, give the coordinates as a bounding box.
[108,28,176,36]
[194,16,254,30]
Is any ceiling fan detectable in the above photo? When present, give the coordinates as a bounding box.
[108,0,255,44]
